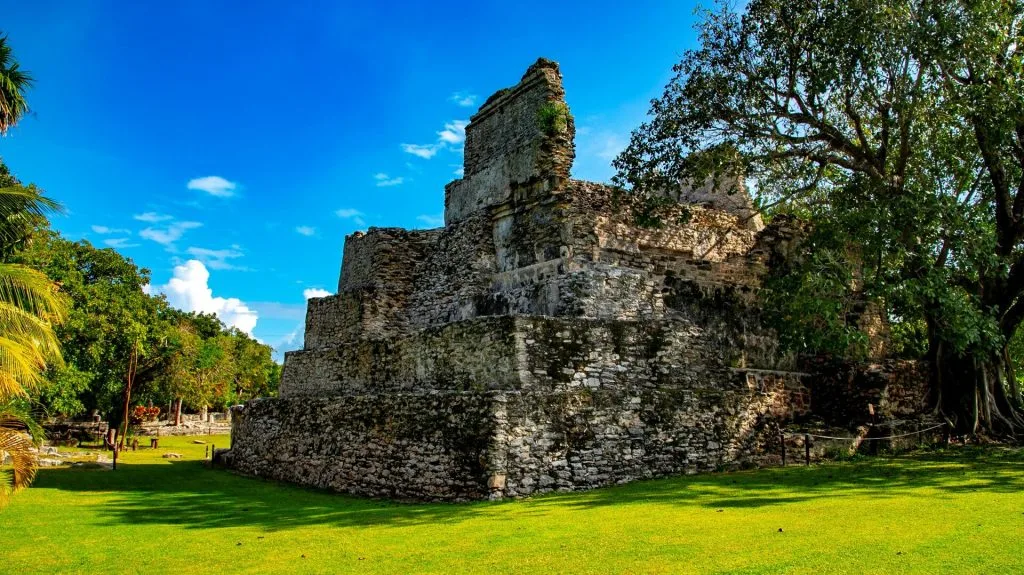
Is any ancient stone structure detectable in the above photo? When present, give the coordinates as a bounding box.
[225,58,932,501]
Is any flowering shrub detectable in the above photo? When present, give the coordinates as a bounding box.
[129,405,161,425]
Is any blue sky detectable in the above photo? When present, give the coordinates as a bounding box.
[1,1,703,358]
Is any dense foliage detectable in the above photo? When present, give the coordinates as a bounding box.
[0,32,64,505]
[616,0,1024,435]
[10,228,280,422]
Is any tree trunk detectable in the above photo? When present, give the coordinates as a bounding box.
[931,341,1024,437]
[173,398,182,426]
[117,341,139,452]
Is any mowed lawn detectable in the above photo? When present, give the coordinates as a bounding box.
[2,437,1023,574]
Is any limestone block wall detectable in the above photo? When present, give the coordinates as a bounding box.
[233,314,813,501]
[566,181,763,286]
[405,214,497,329]
[491,194,571,272]
[303,294,361,349]
[334,228,440,337]
[300,177,790,356]
[493,381,802,497]
[226,393,498,501]
[231,369,810,501]
[280,317,522,397]
[444,58,575,225]
[675,176,764,231]
[284,312,796,401]
[807,359,931,424]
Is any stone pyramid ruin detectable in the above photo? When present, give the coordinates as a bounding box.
[223,58,930,501]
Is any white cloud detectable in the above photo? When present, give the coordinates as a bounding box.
[401,143,441,159]
[139,220,202,249]
[295,225,317,237]
[187,176,238,198]
[303,288,331,299]
[92,225,130,234]
[335,208,367,227]
[437,120,468,145]
[416,214,444,228]
[104,238,139,249]
[150,260,258,335]
[373,173,404,187]
[403,119,469,160]
[449,92,477,107]
[186,246,246,271]
[454,167,465,177]
[133,212,173,223]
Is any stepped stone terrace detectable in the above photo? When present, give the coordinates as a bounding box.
[224,58,931,501]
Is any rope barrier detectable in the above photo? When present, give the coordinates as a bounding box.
[783,423,946,442]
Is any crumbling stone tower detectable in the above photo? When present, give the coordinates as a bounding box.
[225,59,925,501]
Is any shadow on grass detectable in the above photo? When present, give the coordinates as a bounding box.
[33,447,1024,532]
[538,447,1024,513]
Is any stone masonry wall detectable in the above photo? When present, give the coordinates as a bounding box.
[444,58,575,225]
[280,317,521,397]
[235,316,810,500]
[227,393,498,501]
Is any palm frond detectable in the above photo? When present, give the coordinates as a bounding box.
[0,335,56,398]
[0,187,63,249]
[0,263,68,324]
[0,300,64,354]
[0,422,37,507]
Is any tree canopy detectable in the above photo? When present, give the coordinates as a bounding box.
[615,0,1024,435]
[11,229,281,421]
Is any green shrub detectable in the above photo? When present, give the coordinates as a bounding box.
[537,101,571,136]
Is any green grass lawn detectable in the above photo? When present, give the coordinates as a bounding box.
[2,436,1023,574]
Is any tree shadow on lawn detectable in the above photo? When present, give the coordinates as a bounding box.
[539,447,1024,513]
[33,447,1024,532]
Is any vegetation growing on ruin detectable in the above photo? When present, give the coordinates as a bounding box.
[1,436,1021,574]
[537,101,571,136]
[616,0,1024,436]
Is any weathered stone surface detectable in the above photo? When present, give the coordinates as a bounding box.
[445,58,575,225]
[226,57,932,502]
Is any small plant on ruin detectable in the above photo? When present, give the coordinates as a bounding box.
[537,101,570,136]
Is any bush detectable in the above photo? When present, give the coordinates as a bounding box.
[129,405,161,425]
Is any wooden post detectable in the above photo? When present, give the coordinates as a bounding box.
[150,437,159,449]
[804,433,811,466]
[131,438,138,451]
[780,431,786,466]
[205,445,209,459]
[112,446,118,471]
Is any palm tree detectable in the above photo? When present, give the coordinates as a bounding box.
[0,185,66,506]
[0,34,32,134]
[0,34,67,504]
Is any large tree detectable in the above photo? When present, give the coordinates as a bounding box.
[615,0,1024,435]
[14,231,172,420]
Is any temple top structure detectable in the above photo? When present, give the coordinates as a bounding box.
[443,58,575,225]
